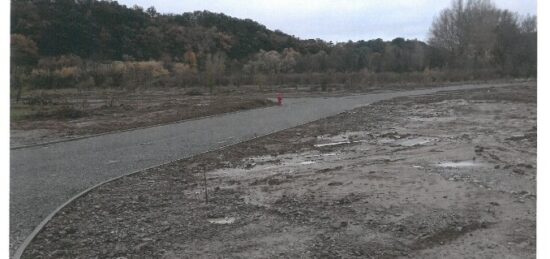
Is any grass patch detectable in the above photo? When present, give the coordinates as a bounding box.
[33,106,86,120]
[12,104,86,121]
[11,105,37,121]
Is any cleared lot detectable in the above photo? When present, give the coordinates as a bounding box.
[22,84,536,258]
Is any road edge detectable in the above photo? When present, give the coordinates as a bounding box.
[10,100,280,150]
[12,125,291,259]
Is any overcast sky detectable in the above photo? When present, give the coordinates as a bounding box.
[116,0,537,42]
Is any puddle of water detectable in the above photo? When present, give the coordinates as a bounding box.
[207,217,236,224]
[438,161,479,168]
[409,116,457,122]
[300,161,316,165]
[317,131,370,142]
[314,131,372,149]
[314,141,350,148]
[211,154,319,178]
[398,137,437,147]
[210,150,348,180]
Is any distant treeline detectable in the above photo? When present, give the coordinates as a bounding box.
[11,0,536,93]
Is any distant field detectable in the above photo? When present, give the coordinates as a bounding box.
[10,79,530,148]
[11,87,276,147]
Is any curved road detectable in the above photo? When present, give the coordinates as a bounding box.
[10,82,528,254]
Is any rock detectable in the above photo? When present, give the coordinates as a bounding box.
[65,227,77,234]
[513,169,524,175]
[137,195,147,202]
[115,243,128,253]
[475,146,484,153]
[267,178,283,185]
[134,242,152,251]
[330,221,348,229]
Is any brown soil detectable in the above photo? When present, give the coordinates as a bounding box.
[22,84,536,258]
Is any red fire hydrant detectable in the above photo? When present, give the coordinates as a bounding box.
[277,93,283,106]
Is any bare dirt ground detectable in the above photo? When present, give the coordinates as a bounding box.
[11,80,522,147]
[11,87,275,147]
[22,84,536,258]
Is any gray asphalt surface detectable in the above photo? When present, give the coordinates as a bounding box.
[10,82,528,254]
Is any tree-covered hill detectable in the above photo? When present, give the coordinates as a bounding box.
[11,0,305,61]
[10,0,536,93]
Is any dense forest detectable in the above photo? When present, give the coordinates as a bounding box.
[11,0,537,94]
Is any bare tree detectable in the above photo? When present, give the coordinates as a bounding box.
[204,52,226,93]
[520,15,537,34]
[11,34,39,102]
[428,0,465,54]
[429,0,500,68]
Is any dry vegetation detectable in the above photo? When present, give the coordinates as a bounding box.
[11,0,536,99]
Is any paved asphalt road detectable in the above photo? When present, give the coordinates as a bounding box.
[10,82,529,254]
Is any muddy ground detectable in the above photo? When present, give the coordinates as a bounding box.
[11,80,519,147]
[22,84,536,258]
[11,87,275,147]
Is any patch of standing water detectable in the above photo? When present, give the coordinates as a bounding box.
[398,137,438,147]
[315,131,370,147]
[300,161,316,165]
[438,160,480,168]
[314,141,350,147]
[409,116,457,123]
[207,217,236,224]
